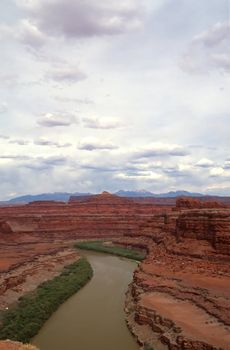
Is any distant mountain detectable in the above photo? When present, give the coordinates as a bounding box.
[3,189,205,203]
[115,190,154,197]
[7,192,91,203]
[158,191,204,198]
[115,190,204,198]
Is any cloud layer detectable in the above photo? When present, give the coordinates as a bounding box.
[0,0,229,200]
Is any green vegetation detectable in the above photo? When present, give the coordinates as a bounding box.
[0,258,93,343]
[144,344,154,350]
[75,240,145,261]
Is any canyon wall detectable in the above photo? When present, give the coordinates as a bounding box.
[114,198,230,350]
[0,193,229,349]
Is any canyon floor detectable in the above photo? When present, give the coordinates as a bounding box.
[0,192,229,350]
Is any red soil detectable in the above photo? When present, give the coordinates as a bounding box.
[0,193,229,349]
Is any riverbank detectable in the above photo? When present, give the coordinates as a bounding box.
[75,240,146,261]
[33,251,140,350]
[0,258,93,343]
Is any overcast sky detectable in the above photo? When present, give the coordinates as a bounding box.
[0,0,230,200]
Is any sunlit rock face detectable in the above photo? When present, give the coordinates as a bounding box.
[113,198,230,350]
[0,194,229,349]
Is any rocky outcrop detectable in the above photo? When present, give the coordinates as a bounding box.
[176,197,226,209]
[0,248,79,310]
[0,221,13,234]
[0,192,173,240]
[176,209,230,255]
[0,194,229,349]
[0,340,38,350]
[116,202,230,349]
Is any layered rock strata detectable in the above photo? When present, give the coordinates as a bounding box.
[0,194,229,349]
[114,200,230,350]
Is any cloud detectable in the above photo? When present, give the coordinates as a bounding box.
[16,0,145,38]
[54,96,94,104]
[9,139,30,145]
[0,19,46,49]
[46,66,87,83]
[209,167,225,177]
[34,138,71,147]
[224,160,230,169]
[181,22,230,74]
[0,155,30,161]
[82,116,123,129]
[78,137,118,151]
[0,103,8,114]
[196,158,214,168]
[134,142,188,158]
[18,19,47,48]
[115,170,163,181]
[0,134,9,140]
[37,113,78,127]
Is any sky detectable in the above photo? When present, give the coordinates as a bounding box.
[0,0,230,200]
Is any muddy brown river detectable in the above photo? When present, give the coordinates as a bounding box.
[32,251,140,350]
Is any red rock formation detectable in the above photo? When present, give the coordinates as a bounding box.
[0,192,230,349]
[0,221,13,234]
[176,197,226,209]
[0,340,38,350]
[115,206,230,350]
[0,192,172,241]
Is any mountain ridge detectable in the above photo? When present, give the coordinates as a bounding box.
[0,189,208,203]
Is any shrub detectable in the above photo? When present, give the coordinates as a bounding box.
[0,258,93,343]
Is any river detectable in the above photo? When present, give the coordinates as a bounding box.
[32,251,140,350]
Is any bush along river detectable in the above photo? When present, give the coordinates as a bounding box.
[32,249,140,350]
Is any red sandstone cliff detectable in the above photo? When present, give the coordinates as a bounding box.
[0,194,229,349]
[114,198,230,350]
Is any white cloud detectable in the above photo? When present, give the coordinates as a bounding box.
[196,158,214,167]
[210,167,225,176]
[37,113,78,127]
[115,170,163,181]
[82,116,123,129]
[181,22,230,74]
[9,139,30,145]
[78,137,118,151]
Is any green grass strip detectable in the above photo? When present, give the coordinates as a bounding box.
[0,258,93,343]
[75,240,145,261]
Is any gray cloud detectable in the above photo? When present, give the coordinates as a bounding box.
[24,155,68,170]
[34,138,71,148]
[134,143,188,159]
[78,137,118,151]
[46,66,87,83]
[0,155,30,160]
[82,116,123,129]
[0,134,9,140]
[18,19,47,48]
[195,158,214,168]
[37,113,78,127]
[17,0,145,38]
[9,139,30,145]
[181,22,230,73]
[54,96,94,104]
[0,103,8,113]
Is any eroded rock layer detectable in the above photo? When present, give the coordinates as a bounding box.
[113,198,230,350]
[0,193,230,349]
